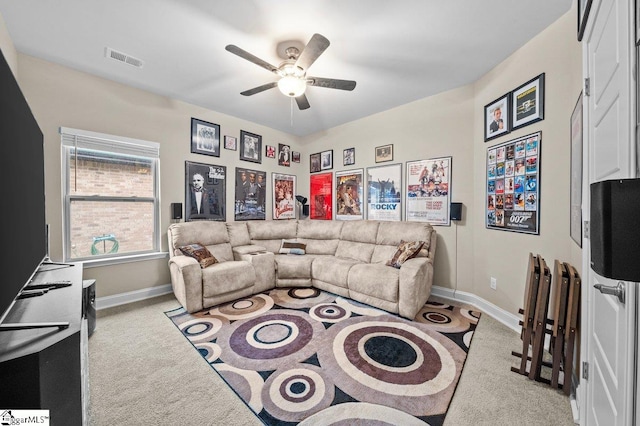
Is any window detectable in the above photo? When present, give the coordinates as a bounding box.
[60,127,161,264]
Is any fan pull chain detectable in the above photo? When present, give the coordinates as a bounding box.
[290,97,294,127]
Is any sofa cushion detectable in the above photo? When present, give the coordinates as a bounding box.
[386,240,425,269]
[275,254,314,279]
[296,221,343,255]
[202,260,255,298]
[203,242,234,263]
[178,243,218,268]
[247,220,297,240]
[169,221,230,256]
[348,263,399,303]
[339,220,379,243]
[335,241,376,263]
[376,221,432,256]
[312,256,360,289]
[226,222,251,246]
[279,239,306,255]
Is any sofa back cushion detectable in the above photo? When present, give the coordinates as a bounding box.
[296,220,343,255]
[226,222,251,247]
[371,221,434,264]
[247,220,298,253]
[335,220,379,263]
[168,221,234,262]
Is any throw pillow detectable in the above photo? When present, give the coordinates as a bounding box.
[279,239,306,255]
[179,243,218,268]
[386,240,425,269]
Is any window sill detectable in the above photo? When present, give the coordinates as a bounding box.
[79,252,169,268]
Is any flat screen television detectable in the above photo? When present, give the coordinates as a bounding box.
[0,48,47,325]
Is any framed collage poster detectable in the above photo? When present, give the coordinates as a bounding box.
[310,172,333,220]
[234,167,266,221]
[272,173,296,220]
[486,132,541,234]
[185,161,226,222]
[405,157,452,225]
[191,118,220,157]
[366,163,402,221]
[335,169,364,221]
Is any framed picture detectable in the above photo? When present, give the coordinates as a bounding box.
[343,147,355,166]
[240,130,262,163]
[405,157,452,225]
[375,144,393,163]
[191,118,220,157]
[292,151,301,163]
[578,0,594,41]
[278,143,291,167]
[234,167,266,221]
[570,92,583,247]
[320,149,333,170]
[266,145,276,159]
[185,161,226,222]
[486,131,541,235]
[335,169,365,221]
[310,153,321,173]
[484,94,510,142]
[272,173,296,220]
[310,172,333,220]
[367,163,402,221]
[511,73,545,131]
[224,135,237,151]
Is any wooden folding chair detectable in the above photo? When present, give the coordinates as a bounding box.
[563,264,581,395]
[511,253,541,375]
[550,260,570,388]
[528,255,552,381]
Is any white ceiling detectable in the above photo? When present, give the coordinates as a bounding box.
[0,0,572,137]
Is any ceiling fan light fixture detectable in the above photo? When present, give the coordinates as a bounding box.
[278,75,306,97]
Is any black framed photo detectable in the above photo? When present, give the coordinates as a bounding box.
[484,94,510,142]
[570,92,583,247]
[320,149,333,170]
[343,147,355,166]
[240,130,262,163]
[292,151,301,163]
[266,145,276,159]
[191,118,220,157]
[578,0,594,41]
[278,143,291,167]
[375,144,393,163]
[511,73,545,131]
[185,161,226,222]
[224,135,237,151]
[310,153,321,173]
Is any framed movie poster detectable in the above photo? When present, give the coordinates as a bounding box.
[366,163,402,221]
[240,130,262,163]
[310,153,321,173]
[511,73,545,131]
[405,157,452,225]
[272,173,296,220]
[375,144,393,163]
[185,161,226,222]
[234,167,266,221]
[266,145,276,159]
[278,143,291,167]
[191,118,220,157]
[224,135,237,151]
[570,92,583,247]
[343,147,355,166]
[320,149,333,170]
[310,172,333,220]
[484,94,510,142]
[335,169,364,221]
[486,131,541,235]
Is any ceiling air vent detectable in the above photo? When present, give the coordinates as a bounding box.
[105,47,144,69]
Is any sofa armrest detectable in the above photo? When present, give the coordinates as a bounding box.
[398,257,434,319]
[168,255,204,313]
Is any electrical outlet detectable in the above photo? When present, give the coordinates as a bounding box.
[490,277,497,290]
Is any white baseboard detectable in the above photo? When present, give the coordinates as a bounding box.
[430,285,521,333]
[96,283,173,310]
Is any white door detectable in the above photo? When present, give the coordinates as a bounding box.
[582,0,636,424]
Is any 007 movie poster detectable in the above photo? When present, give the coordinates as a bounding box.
[486,132,540,235]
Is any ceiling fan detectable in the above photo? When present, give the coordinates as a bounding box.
[225,33,356,110]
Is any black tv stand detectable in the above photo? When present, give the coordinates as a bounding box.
[0,321,70,332]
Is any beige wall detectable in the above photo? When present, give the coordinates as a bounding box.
[0,13,17,77]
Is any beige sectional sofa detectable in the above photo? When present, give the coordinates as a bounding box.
[167,219,437,319]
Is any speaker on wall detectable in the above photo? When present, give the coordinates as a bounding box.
[450,202,463,221]
[171,202,183,220]
[590,178,640,281]
[302,205,309,217]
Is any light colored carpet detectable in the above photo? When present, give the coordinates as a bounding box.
[88,293,576,425]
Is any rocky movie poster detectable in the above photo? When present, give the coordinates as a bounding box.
[335,169,364,221]
[310,172,333,220]
[367,164,402,221]
[234,168,266,221]
[405,157,451,225]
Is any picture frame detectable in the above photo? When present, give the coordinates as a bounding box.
[190,118,220,157]
[224,135,237,151]
[310,153,321,173]
[335,169,365,221]
[234,167,266,221]
[292,151,301,163]
[366,163,402,221]
[310,172,333,220]
[578,0,594,41]
[278,143,291,167]
[511,73,545,131]
[343,147,355,166]
[375,144,393,163]
[405,157,452,225]
[266,145,276,159]
[239,130,262,163]
[484,94,510,142]
[570,92,583,247]
[320,149,333,170]
[185,161,226,222]
[272,173,296,220]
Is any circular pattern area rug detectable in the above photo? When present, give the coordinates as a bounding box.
[166,288,480,425]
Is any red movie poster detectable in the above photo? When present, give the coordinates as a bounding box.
[310,172,333,220]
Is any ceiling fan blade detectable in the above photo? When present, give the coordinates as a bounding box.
[296,94,311,110]
[295,33,330,71]
[240,82,278,96]
[225,44,279,74]
[307,77,356,91]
